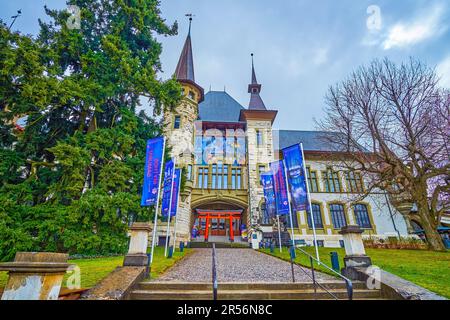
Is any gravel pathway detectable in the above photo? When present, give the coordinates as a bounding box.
[154,249,336,283]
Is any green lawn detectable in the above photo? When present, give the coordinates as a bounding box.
[260,247,450,299]
[0,246,191,289]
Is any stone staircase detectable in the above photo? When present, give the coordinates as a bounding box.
[189,242,249,249]
[129,281,382,300]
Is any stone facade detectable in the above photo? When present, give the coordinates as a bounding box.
[281,158,411,247]
[245,120,275,229]
[155,23,412,248]
[160,84,202,246]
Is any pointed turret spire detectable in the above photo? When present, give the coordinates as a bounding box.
[174,17,195,82]
[248,54,266,110]
[251,54,258,84]
[174,15,204,102]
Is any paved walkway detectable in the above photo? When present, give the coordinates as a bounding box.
[154,249,335,283]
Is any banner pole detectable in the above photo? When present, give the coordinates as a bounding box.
[165,158,176,257]
[283,159,296,249]
[172,171,182,252]
[150,137,166,265]
[277,215,282,252]
[300,143,320,262]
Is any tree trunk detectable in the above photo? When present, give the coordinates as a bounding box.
[417,202,445,251]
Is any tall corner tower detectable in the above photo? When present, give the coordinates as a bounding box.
[239,54,277,230]
[163,17,204,244]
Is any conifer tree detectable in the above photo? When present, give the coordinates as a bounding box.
[0,0,181,260]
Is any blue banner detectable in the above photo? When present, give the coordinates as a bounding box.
[170,168,182,217]
[261,173,276,221]
[161,160,175,217]
[282,144,309,211]
[141,137,164,207]
[270,160,290,215]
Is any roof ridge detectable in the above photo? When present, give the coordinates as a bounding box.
[204,91,244,109]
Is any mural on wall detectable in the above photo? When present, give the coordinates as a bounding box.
[194,128,246,166]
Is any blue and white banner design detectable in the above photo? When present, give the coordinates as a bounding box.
[161,160,175,217]
[282,144,309,211]
[170,168,181,217]
[141,137,164,207]
[270,160,290,216]
[261,173,276,221]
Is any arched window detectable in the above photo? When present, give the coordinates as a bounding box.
[353,204,372,229]
[307,203,324,229]
[330,204,347,229]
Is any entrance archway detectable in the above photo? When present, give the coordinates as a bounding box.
[192,202,247,243]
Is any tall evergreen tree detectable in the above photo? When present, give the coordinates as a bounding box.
[0,0,181,260]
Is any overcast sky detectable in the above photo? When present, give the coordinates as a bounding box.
[1,0,449,130]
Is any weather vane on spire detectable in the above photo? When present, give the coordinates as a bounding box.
[185,13,195,34]
[8,9,22,30]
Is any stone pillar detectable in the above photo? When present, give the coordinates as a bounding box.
[0,252,70,300]
[123,222,152,267]
[339,225,372,268]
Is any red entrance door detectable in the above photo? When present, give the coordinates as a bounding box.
[196,210,242,242]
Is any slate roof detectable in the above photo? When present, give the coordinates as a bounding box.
[198,91,245,122]
[273,130,346,152]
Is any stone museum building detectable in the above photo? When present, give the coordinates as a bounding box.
[160,24,412,248]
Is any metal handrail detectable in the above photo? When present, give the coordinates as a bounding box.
[212,243,218,300]
[294,247,353,300]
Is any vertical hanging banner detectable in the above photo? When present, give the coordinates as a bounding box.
[170,168,182,217]
[161,160,175,217]
[270,160,290,215]
[141,137,164,207]
[282,144,309,211]
[261,173,276,221]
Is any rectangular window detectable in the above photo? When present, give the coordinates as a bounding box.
[174,116,181,129]
[286,206,299,228]
[323,168,342,193]
[261,202,271,225]
[307,204,324,229]
[187,165,192,181]
[256,130,264,147]
[231,168,242,190]
[197,167,209,189]
[258,164,266,185]
[330,204,347,229]
[217,163,223,189]
[346,171,364,193]
[307,167,319,192]
[353,204,372,229]
[223,165,228,189]
[197,168,203,188]
[211,164,217,189]
[236,169,242,189]
[315,240,324,247]
[231,169,237,189]
[203,168,209,189]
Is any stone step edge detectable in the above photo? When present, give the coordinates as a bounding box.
[132,289,379,295]
[139,281,367,289]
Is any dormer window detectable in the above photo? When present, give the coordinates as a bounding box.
[174,116,181,129]
[252,88,258,93]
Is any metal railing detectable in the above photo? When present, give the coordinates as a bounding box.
[291,246,353,300]
[212,243,218,300]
